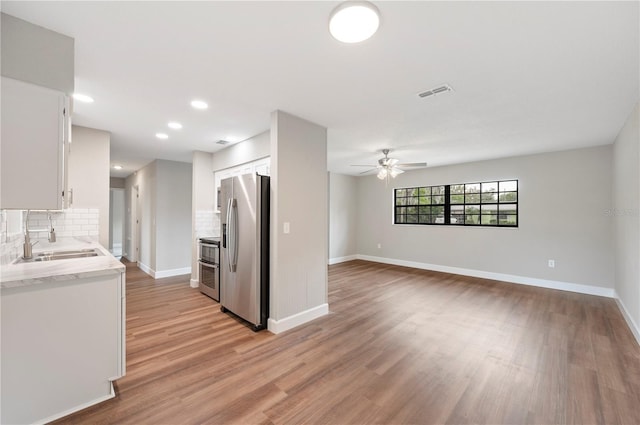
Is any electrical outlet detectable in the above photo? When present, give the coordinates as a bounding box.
[548,259,555,268]
[283,222,290,234]
[377,243,381,249]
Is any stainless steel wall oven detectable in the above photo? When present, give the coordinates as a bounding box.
[198,237,220,301]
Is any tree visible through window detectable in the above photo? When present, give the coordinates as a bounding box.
[394,180,518,227]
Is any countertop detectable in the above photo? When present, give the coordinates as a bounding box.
[1,238,125,290]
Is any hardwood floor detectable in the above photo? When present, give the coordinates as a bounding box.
[53,260,640,425]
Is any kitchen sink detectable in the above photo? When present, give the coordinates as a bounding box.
[14,248,103,263]
[36,249,98,256]
[34,252,101,261]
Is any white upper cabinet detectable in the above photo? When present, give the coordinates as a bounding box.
[214,157,270,212]
[253,157,271,176]
[1,77,69,210]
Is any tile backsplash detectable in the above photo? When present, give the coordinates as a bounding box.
[27,209,100,240]
[195,209,218,238]
[1,208,100,265]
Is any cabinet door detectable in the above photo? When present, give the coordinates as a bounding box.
[1,77,66,209]
[253,157,271,176]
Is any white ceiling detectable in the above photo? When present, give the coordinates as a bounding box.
[2,1,638,179]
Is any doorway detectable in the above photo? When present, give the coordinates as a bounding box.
[109,188,125,258]
[128,185,140,263]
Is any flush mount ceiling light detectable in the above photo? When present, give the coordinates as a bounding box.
[155,133,169,140]
[190,100,208,110]
[329,1,380,43]
[72,93,94,103]
[168,121,183,130]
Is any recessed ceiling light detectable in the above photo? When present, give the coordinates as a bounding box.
[72,93,94,103]
[156,133,169,140]
[113,165,123,170]
[190,100,208,110]
[168,122,183,130]
[329,1,380,43]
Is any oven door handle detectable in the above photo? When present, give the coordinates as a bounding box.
[200,242,219,248]
[198,261,218,269]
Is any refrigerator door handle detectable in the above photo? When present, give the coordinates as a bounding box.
[227,198,238,272]
[226,198,233,272]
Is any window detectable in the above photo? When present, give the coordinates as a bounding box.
[394,180,518,227]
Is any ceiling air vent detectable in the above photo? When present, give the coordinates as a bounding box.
[216,140,230,146]
[418,84,453,99]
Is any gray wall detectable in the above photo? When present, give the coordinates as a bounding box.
[193,151,214,212]
[125,162,156,270]
[69,126,110,248]
[125,160,192,275]
[190,151,215,284]
[110,177,125,189]
[270,111,328,322]
[613,102,640,340]
[156,160,192,272]
[329,173,358,261]
[356,145,614,290]
[212,131,270,172]
[1,13,74,93]
[109,188,125,256]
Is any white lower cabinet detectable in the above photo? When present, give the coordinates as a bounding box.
[0,272,125,424]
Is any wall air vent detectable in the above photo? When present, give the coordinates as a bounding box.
[216,140,230,145]
[418,84,454,99]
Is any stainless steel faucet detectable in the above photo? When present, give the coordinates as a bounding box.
[23,210,55,259]
[48,213,56,243]
[23,210,38,259]
[23,232,38,259]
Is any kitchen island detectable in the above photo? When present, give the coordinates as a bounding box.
[1,238,126,424]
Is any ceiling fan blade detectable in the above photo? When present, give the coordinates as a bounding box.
[351,164,377,167]
[396,162,428,167]
[359,168,377,175]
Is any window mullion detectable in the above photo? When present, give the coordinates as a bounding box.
[444,185,451,225]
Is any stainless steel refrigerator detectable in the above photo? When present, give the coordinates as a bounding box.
[220,173,270,331]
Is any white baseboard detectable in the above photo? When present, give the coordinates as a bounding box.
[357,254,616,298]
[614,294,640,346]
[268,303,329,334]
[136,263,191,279]
[36,382,115,425]
[137,261,154,277]
[328,255,358,265]
[190,279,199,288]
[155,267,191,279]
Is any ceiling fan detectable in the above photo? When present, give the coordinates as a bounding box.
[352,149,427,182]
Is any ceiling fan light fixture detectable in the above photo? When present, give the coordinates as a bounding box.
[389,167,403,178]
[329,1,380,43]
[351,148,426,183]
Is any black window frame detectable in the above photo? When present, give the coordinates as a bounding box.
[394,179,518,227]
